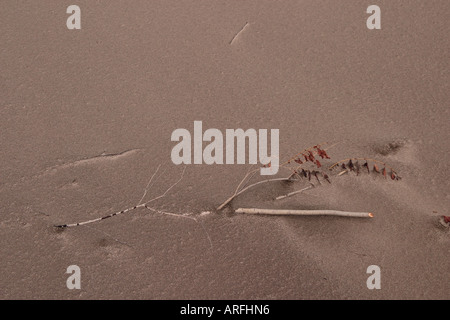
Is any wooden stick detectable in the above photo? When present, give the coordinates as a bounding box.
[216,177,292,211]
[235,208,374,218]
[275,185,314,200]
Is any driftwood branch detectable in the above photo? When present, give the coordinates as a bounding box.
[235,208,374,218]
[54,166,186,228]
[216,177,294,211]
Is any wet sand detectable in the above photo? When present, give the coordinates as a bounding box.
[1,1,449,299]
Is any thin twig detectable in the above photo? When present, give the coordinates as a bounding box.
[144,206,213,249]
[230,22,249,45]
[275,185,314,201]
[217,142,341,210]
[141,166,186,206]
[137,164,161,205]
[144,205,195,221]
[217,177,292,210]
[54,166,186,228]
[197,219,214,249]
[235,165,257,194]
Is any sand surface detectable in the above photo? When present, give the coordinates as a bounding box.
[1,1,449,299]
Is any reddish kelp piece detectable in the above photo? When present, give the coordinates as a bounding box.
[373,164,380,173]
[329,157,401,181]
[363,161,370,174]
[322,173,331,184]
[314,145,331,159]
[315,160,322,168]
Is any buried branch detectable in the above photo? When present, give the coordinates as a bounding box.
[216,176,294,211]
[54,166,188,229]
[217,142,401,215]
[53,165,213,248]
[216,143,337,210]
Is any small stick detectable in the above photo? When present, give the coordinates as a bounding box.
[235,208,374,218]
[216,177,291,211]
[230,22,249,45]
[275,185,314,200]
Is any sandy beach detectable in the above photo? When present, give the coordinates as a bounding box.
[1,1,449,299]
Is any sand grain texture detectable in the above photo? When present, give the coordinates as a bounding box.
[0,1,449,299]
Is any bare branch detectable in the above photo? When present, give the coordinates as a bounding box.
[54,165,186,228]
[137,164,161,205]
[217,177,292,211]
[235,208,374,218]
[275,185,314,201]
